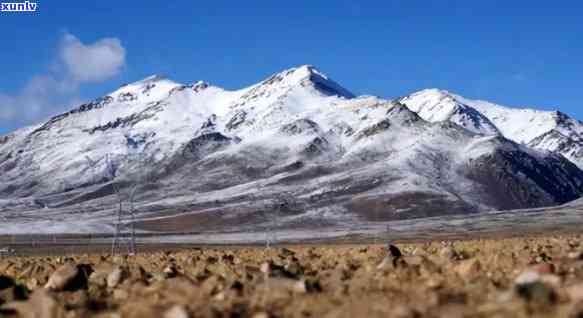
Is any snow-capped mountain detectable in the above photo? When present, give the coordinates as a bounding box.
[400,89,583,168]
[1,65,582,233]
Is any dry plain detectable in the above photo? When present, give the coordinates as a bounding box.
[2,235,583,317]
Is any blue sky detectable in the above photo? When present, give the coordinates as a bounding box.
[1,1,582,134]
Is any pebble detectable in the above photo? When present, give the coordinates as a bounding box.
[440,246,457,260]
[530,263,555,274]
[107,266,127,288]
[377,256,396,270]
[260,262,298,279]
[566,283,583,302]
[280,248,296,257]
[391,305,421,318]
[569,302,583,318]
[0,275,15,290]
[26,278,39,291]
[164,305,189,318]
[515,271,541,285]
[163,265,179,278]
[2,289,65,318]
[88,271,108,288]
[454,259,481,278]
[514,266,560,306]
[44,263,78,291]
[388,244,403,258]
[403,255,425,266]
[113,288,129,301]
[293,280,307,294]
[515,269,560,287]
[377,244,407,270]
[515,281,557,305]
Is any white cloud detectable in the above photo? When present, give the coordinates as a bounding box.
[0,33,126,132]
[0,95,16,121]
[60,33,126,83]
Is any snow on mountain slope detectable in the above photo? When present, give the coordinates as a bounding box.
[398,89,500,135]
[400,89,583,167]
[0,65,582,233]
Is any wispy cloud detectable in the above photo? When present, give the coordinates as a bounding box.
[60,33,126,83]
[0,32,126,132]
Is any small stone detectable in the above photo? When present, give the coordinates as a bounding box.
[390,305,420,318]
[292,280,307,294]
[113,288,129,301]
[44,263,78,291]
[376,256,393,270]
[388,244,403,258]
[440,246,457,260]
[231,280,244,294]
[260,262,270,274]
[425,277,443,289]
[284,262,303,277]
[540,274,561,288]
[0,276,15,290]
[515,271,541,285]
[26,278,39,291]
[252,312,269,318]
[569,302,583,318]
[88,271,108,288]
[280,248,295,257]
[213,291,226,301]
[303,277,322,293]
[62,290,88,308]
[515,263,561,288]
[403,256,425,266]
[530,263,555,274]
[0,285,28,304]
[260,262,298,279]
[164,305,189,318]
[378,255,407,270]
[112,255,126,265]
[120,303,162,318]
[535,252,552,263]
[515,281,557,305]
[378,245,407,270]
[566,283,583,302]
[149,272,167,282]
[411,248,427,257]
[514,267,558,305]
[107,266,127,288]
[163,265,179,278]
[568,251,583,260]
[2,289,65,318]
[454,259,482,278]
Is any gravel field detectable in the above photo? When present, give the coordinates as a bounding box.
[2,235,583,317]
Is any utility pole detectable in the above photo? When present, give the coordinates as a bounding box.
[109,152,148,255]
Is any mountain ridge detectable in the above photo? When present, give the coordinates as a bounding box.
[1,65,582,233]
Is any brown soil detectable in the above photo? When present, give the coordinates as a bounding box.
[2,235,583,317]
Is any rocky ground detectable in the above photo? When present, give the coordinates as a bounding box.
[2,236,583,317]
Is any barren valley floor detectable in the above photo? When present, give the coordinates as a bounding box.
[2,235,583,317]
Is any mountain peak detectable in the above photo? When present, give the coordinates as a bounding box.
[400,88,500,135]
[290,64,330,80]
[140,74,166,82]
[408,88,457,101]
[260,65,354,99]
[111,74,181,103]
[269,64,326,84]
[192,80,210,92]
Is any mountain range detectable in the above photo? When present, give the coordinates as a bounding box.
[1,65,582,233]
